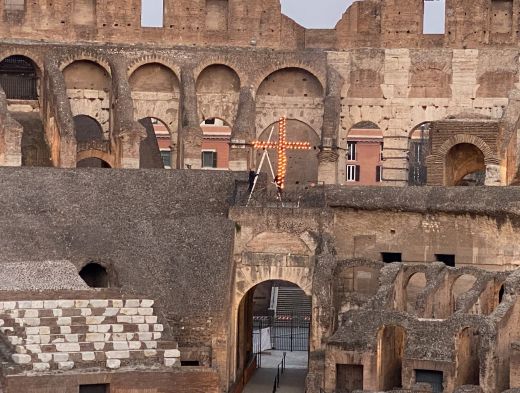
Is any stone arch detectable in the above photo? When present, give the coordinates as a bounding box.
[408,122,432,186]
[63,60,111,90]
[76,150,114,168]
[73,114,104,143]
[377,324,406,390]
[0,55,40,100]
[452,274,477,313]
[59,55,111,76]
[253,64,325,95]
[0,50,43,75]
[129,62,180,92]
[79,261,110,288]
[405,272,427,314]
[256,67,324,98]
[194,61,242,88]
[127,57,180,82]
[455,326,480,387]
[138,117,171,169]
[255,119,320,188]
[437,134,497,164]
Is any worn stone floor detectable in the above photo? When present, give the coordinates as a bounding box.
[243,351,308,393]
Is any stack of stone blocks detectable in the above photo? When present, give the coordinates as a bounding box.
[0,298,180,371]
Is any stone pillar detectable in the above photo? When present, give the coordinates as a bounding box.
[229,86,256,171]
[179,66,203,169]
[485,159,502,186]
[109,57,146,168]
[318,67,343,184]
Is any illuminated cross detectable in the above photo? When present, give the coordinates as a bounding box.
[253,117,311,190]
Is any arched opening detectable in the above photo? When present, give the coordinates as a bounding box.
[255,120,320,189]
[0,55,39,100]
[138,117,171,169]
[74,115,104,143]
[257,68,323,98]
[196,64,240,95]
[79,262,110,288]
[8,112,52,167]
[77,158,111,168]
[63,60,111,136]
[452,274,477,313]
[344,121,383,185]
[405,273,427,314]
[498,284,505,304]
[377,325,406,390]
[129,63,179,93]
[236,280,310,391]
[445,143,486,186]
[455,327,480,387]
[200,118,231,169]
[408,123,431,186]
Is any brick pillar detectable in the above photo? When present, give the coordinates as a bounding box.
[179,66,203,169]
[318,67,343,184]
[229,86,256,171]
[110,57,146,168]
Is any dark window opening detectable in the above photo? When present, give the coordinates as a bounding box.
[79,263,109,288]
[376,165,383,182]
[160,150,171,168]
[415,369,443,393]
[381,252,402,263]
[202,151,217,168]
[0,55,38,100]
[499,285,505,303]
[181,360,201,366]
[435,254,455,267]
[79,385,108,393]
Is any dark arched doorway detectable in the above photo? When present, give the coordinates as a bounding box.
[237,280,311,392]
[445,143,486,186]
[0,55,39,100]
[77,158,111,168]
[408,123,431,186]
[139,117,171,169]
[79,262,110,288]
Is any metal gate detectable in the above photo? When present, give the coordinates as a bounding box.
[415,370,443,393]
[408,124,431,186]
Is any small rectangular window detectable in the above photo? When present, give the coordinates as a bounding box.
[376,166,382,182]
[380,142,384,161]
[160,150,171,168]
[4,0,24,12]
[346,165,360,182]
[423,0,446,34]
[202,150,217,168]
[141,0,164,27]
[181,360,201,366]
[381,252,402,263]
[435,254,455,267]
[79,385,108,393]
[347,142,357,161]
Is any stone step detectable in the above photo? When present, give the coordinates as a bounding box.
[18,331,162,345]
[0,299,154,310]
[1,306,156,319]
[2,322,162,337]
[20,340,159,354]
[0,315,163,329]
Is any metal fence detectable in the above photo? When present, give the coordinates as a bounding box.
[0,75,37,100]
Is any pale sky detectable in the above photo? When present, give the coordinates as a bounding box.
[141,0,445,32]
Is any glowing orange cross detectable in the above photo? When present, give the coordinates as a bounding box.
[253,117,311,190]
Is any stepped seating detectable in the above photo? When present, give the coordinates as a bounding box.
[0,298,180,372]
[275,287,312,317]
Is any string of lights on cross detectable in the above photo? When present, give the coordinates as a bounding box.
[253,117,312,190]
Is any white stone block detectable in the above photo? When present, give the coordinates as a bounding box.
[15,346,26,354]
[31,301,44,309]
[112,333,126,342]
[104,333,112,342]
[8,336,21,345]
[58,300,74,309]
[106,359,121,369]
[140,299,154,308]
[85,333,104,342]
[137,332,152,341]
[55,343,80,352]
[120,308,138,316]
[81,352,96,361]
[12,354,31,364]
[88,325,98,333]
[86,316,105,325]
[106,351,129,359]
[144,349,157,357]
[111,324,123,333]
[57,361,75,370]
[18,301,32,309]
[40,335,51,345]
[51,337,65,344]
[43,301,58,309]
[39,326,50,335]
[112,300,124,308]
[138,324,150,332]
[26,335,40,344]
[153,324,163,332]
[164,358,176,367]
[145,316,158,324]
[65,334,79,343]
[26,327,39,335]
[137,308,153,316]
[80,308,92,317]
[131,316,145,324]
[153,333,162,340]
[163,349,180,358]
[24,309,38,318]
[125,299,140,308]
[3,302,16,310]
[97,324,110,333]
[60,326,71,334]
[128,341,141,350]
[94,342,105,351]
[144,341,157,349]
[25,344,42,353]
[74,300,89,308]
[23,318,41,327]
[116,316,131,323]
[113,341,129,350]
[37,353,52,362]
[90,300,109,308]
[103,308,119,317]
[57,317,71,326]
[53,353,69,362]
[33,362,50,371]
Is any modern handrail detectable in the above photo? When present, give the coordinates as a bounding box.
[271,352,287,393]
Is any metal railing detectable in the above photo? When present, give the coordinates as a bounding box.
[0,76,37,100]
[272,352,286,393]
[254,314,311,353]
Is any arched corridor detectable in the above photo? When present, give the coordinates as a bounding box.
[236,280,311,393]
